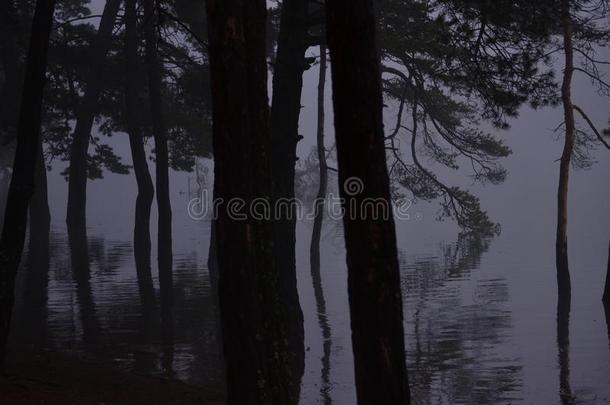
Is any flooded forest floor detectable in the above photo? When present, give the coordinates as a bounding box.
[0,349,224,404]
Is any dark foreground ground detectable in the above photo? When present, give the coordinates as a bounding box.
[1,350,224,404]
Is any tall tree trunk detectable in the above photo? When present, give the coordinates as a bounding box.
[309,43,332,405]
[125,0,156,309]
[66,0,121,237]
[269,0,310,382]
[556,0,574,298]
[206,0,297,402]
[325,0,411,403]
[144,0,173,315]
[0,0,56,366]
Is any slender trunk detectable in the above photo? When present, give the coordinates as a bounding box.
[309,43,332,405]
[125,0,156,309]
[0,0,56,366]
[66,0,121,236]
[310,45,328,281]
[556,0,574,298]
[144,0,173,314]
[557,295,573,405]
[206,0,297,402]
[207,225,218,288]
[269,0,310,381]
[325,0,411,403]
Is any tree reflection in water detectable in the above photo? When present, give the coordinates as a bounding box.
[401,234,522,404]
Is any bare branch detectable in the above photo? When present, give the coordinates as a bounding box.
[573,104,610,149]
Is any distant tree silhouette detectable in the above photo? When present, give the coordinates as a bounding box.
[124,0,156,308]
[144,0,173,316]
[66,0,121,240]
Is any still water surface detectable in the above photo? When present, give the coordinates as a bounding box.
[5,76,610,403]
[8,168,610,404]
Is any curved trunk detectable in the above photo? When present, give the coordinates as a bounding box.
[269,0,310,381]
[125,0,156,309]
[144,0,173,314]
[556,0,574,298]
[66,0,121,237]
[0,0,56,366]
[206,0,297,402]
[309,43,332,404]
[325,0,411,403]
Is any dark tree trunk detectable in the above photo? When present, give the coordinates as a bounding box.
[206,0,297,402]
[269,0,310,381]
[207,225,218,289]
[125,0,156,309]
[22,144,51,345]
[309,44,332,405]
[29,145,51,251]
[66,0,121,237]
[557,295,573,405]
[603,240,610,347]
[0,0,25,144]
[0,0,56,366]
[325,0,411,403]
[144,0,173,315]
[556,0,574,298]
[310,44,328,285]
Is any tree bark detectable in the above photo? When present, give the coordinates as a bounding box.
[309,43,332,405]
[0,0,56,367]
[22,133,51,346]
[556,0,574,298]
[557,294,573,404]
[325,0,411,403]
[144,0,173,314]
[269,0,310,381]
[125,0,156,309]
[206,0,297,402]
[66,0,121,237]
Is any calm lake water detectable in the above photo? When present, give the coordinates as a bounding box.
[4,64,610,404]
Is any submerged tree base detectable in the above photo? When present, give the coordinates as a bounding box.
[1,349,224,405]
